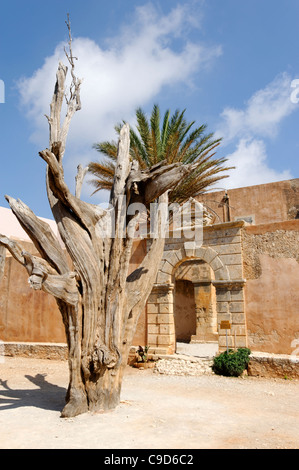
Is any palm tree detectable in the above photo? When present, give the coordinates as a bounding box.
[89,105,232,203]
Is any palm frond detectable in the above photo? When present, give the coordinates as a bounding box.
[150,104,162,163]
[92,141,118,160]
[89,104,231,204]
[130,127,149,167]
[88,161,115,195]
[161,109,171,156]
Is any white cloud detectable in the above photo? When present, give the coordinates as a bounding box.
[219,73,295,143]
[17,3,221,204]
[218,73,295,189]
[224,138,292,189]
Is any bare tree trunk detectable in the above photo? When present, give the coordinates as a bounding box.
[0,245,5,283]
[0,18,205,417]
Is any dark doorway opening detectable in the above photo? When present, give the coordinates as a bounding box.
[174,279,196,343]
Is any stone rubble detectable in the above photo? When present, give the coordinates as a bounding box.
[153,351,299,379]
[154,356,214,376]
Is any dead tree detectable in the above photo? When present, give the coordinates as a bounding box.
[0,245,5,284]
[0,19,205,417]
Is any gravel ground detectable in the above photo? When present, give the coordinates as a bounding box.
[0,356,299,449]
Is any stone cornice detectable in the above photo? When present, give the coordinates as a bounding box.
[203,220,246,232]
[212,279,246,290]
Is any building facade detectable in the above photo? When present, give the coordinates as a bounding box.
[0,179,299,356]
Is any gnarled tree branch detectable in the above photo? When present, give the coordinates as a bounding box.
[5,195,69,275]
[0,234,26,266]
[40,148,106,231]
[75,164,90,199]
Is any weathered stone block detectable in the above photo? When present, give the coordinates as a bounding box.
[160,323,175,335]
[208,235,241,246]
[216,301,229,313]
[214,266,230,281]
[147,334,158,346]
[229,301,244,313]
[228,264,243,279]
[148,324,159,335]
[248,356,299,379]
[218,335,234,348]
[151,346,171,355]
[156,291,173,304]
[194,246,206,260]
[184,241,196,257]
[162,250,181,266]
[216,290,231,302]
[217,313,231,323]
[159,303,173,314]
[157,313,173,324]
[175,246,186,263]
[230,290,244,301]
[213,243,241,255]
[147,293,158,303]
[213,227,241,239]
[219,254,243,266]
[231,324,246,336]
[160,260,173,275]
[202,248,218,264]
[164,239,182,250]
[147,303,158,314]
[210,256,224,272]
[3,342,68,360]
[156,271,171,284]
[147,313,158,324]
[157,334,174,346]
[232,313,246,324]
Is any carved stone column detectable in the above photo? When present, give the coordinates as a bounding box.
[147,283,176,355]
[212,279,247,351]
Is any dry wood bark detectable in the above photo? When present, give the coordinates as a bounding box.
[0,18,206,417]
[0,245,6,284]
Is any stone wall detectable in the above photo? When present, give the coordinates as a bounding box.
[248,354,299,379]
[1,214,299,359]
[199,179,299,225]
[0,240,66,343]
[147,221,247,355]
[242,220,299,354]
[0,238,147,346]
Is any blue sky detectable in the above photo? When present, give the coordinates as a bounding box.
[0,0,299,219]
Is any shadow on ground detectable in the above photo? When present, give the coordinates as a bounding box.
[0,374,66,412]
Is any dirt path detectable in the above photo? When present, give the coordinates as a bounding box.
[0,356,298,449]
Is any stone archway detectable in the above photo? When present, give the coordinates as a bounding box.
[147,229,248,355]
[174,278,196,343]
[173,259,218,344]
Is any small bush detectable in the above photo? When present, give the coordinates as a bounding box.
[212,348,251,377]
[136,345,149,363]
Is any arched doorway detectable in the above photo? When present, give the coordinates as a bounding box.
[173,259,218,355]
[147,231,248,356]
[174,279,196,342]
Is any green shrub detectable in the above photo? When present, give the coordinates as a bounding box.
[212,348,251,377]
[136,345,149,363]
